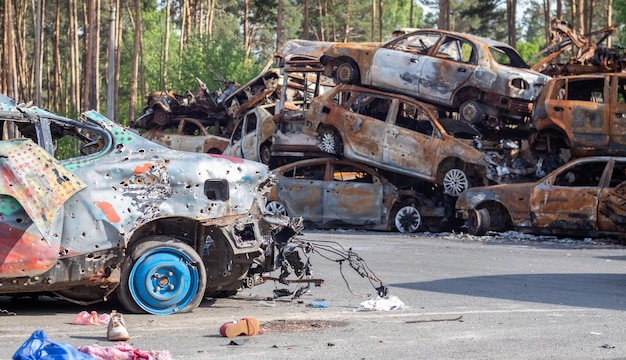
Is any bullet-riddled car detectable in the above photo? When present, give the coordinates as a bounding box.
[303,85,500,196]
[531,73,626,160]
[320,29,550,125]
[0,98,301,315]
[456,156,626,237]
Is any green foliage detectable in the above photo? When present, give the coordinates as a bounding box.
[515,41,542,63]
[454,0,507,41]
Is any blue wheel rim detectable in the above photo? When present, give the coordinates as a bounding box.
[129,247,200,315]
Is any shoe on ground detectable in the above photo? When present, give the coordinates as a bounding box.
[107,310,130,341]
[219,317,260,338]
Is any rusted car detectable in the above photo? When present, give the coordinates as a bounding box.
[319,29,550,126]
[265,157,447,232]
[303,85,502,196]
[456,156,626,238]
[222,105,277,164]
[141,117,230,154]
[0,98,302,314]
[530,73,626,164]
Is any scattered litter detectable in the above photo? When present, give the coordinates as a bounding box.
[259,300,277,307]
[356,295,405,311]
[589,332,603,336]
[309,300,330,308]
[72,311,111,325]
[78,342,171,359]
[405,315,463,323]
[228,339,245,346]
[601,343,616,349]
[13,330,97,360]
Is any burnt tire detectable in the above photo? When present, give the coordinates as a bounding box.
[459,101,485,124]
[152,108,170,126]
[318,128,341,155]
[392,204,422,233]
[334,61,360,84]
[118,236,207,315]
[467,208,490,236]
[442,168,470,196]
[260,143,272,165]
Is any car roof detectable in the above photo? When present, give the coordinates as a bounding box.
[400,28,515,50]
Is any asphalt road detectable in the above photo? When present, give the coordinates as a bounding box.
[1,230,626,359]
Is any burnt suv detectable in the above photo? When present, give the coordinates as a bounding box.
[0,97,301,314]
[303,85,501,196]
[531,73,626,162]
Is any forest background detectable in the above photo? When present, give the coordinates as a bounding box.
[1,0,625,126]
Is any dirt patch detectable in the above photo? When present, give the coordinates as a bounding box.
[262,319,348,332]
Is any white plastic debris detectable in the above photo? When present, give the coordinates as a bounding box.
[356,295,406,311]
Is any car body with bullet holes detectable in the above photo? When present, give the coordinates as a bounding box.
[319,28,550,127]
[0,97,301,315]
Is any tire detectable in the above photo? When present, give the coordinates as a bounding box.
[393,204,422,233]
[467,208,490,236]
[259,143,272,165]
[442,168,470,196]
[152,108,170,126]
[118,236,207,315]
[459,101,485,124]
[318,128,341,155]
[265,200,287,216]
[334,61,360,84]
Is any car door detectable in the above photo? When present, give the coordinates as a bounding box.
[597,159,626,232]
[383,99,442,180]
[417,35,475,104]
[370,32,441,96]
[171,119,209,153]
[323,162,383,225]
[609,75,626,150]
[549,77,610,150]
[339,93,390,163]
[529,159,608,231]
[239,111,260,161]
[275,162,326,224]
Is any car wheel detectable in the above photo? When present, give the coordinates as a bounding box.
[118,236,207,315]
[260,143,272,165]
[265,200,287,216]
[467,208,490,236]
[334,61,360,84]
[459,101,485,124]
[393,204,422,233]
[152,108,170,126]
[318,129,341,155]
[442,168,470,196]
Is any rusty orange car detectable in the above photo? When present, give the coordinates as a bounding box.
[531,73,626,161]
[303,85,500,196]
[456,156,626,238]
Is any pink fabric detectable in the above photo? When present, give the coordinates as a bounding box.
[71,311,111,325]
[77,342,171,360]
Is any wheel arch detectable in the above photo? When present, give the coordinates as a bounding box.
[471,200,514,232]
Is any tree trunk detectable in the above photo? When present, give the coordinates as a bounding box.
[128,0,142,121]
[69,0,80,114]
[438,0,449,31]
[303,0,309,40]
[276,0,283,51]
[507,0,517,47]
[544,0,551,45]
[606,0,612,47]
[378,0,383,41]
[163,0,170,90]
[371,0,375,41]
[53,0,62,112]
[33,0,43,107]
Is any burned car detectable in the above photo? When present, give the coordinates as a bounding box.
[141,117,230,154]
[0,98,302,315]
[319,29,550,126]
[456,156,626,238]
[530,73,626,165]
[266,157,433,232]
[303,85,502,196]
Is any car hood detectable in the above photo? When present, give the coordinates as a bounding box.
[456,182,536,211]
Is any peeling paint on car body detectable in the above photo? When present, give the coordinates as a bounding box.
[456,156,626,238]
[0,99,301,311]
[320,29,550,125]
